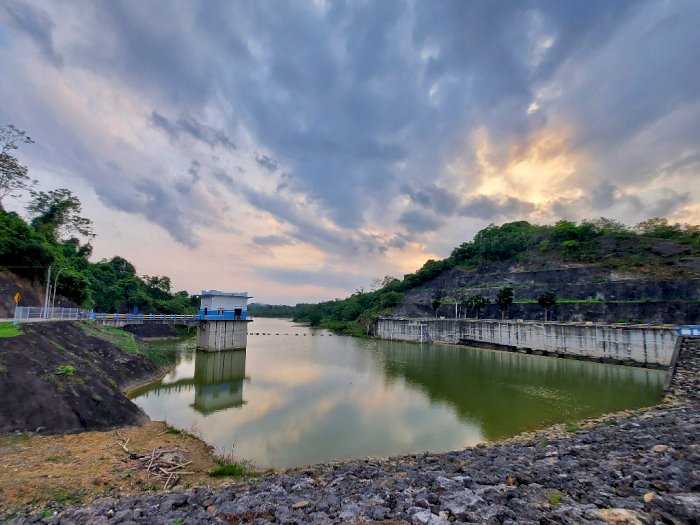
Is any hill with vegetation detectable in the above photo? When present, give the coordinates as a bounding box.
[252,218,700,334]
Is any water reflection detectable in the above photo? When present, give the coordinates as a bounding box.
[193,350,246,414]
[367,340,665,440]
[130,319,665,469]
[129,349,247,415]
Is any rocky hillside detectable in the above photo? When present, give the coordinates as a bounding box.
[397,263,700,324]
[0,272,77,318]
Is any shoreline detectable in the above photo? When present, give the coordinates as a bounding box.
[3,336,698,523]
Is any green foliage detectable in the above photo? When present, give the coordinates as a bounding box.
[537,291,557,321]
[472,221,545,261]
[209,462,251,477]
[0,321,21,338]
[1,207,198,312]
[463,294,488,318]
[565,422,580,433]
[0,210,55,281]
[248,303,295,318]
[79,323,137,354]
[292,286,404,335]
[495,286,514,320]
[55,364,75,377]
[80,323,178,367]
[0,125,35,209]
[27,188,95,241]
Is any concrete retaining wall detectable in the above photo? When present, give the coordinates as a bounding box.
[374,318,678,367]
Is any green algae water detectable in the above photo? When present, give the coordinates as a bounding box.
[129,318,665,469]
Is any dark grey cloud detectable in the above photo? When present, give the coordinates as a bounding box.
[640,189,692,219]
[237,184,392,259]
[251,234,294,247]
[149,111,236,150]
[398,210,442,234]
[459,195,536,220]
[589,180,618,210]
[401,184,460,216]
[0,0,63,67]
[256,154,278,173]
[212,169,235,186]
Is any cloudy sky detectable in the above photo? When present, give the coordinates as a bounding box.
[1,1,699,303]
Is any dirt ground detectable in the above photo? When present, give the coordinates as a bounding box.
[0,420,237,512]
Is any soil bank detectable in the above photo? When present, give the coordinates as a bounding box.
[0,322,160,434]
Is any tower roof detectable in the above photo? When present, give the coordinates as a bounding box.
[198,290,251,299]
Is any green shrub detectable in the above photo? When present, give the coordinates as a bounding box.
[209,462,250,477]
[55,364,75,377]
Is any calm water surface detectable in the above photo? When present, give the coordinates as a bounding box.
[129,318,665,468]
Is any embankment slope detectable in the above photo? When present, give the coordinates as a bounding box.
[0,322,158,434]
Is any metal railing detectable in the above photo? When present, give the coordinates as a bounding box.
[88,313,200,322]
[13,306,92,323]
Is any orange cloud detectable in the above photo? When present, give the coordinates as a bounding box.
[471,125,587,209]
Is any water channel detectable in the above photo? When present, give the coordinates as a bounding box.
[129,318,665,469]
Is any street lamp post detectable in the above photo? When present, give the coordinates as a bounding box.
[43,266,52,319]
[51,267,66,312]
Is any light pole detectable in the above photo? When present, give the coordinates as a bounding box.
[43,266,52,319]
[51,267,66,311]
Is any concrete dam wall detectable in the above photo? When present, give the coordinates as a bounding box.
[374,318,678,367]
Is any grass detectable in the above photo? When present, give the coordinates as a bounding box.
[137,341,180,367]
[78,322,137,354]
[0,321,21,338]
[78,322,177,366]
[55,364,75,377]
[47,488,87,505]
[565,422,580,433]
[0,432,31,446]
[209,462,251,478]
[544,488,562,507]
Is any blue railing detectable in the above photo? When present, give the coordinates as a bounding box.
[89,312,252,322]
[90,313,199,322]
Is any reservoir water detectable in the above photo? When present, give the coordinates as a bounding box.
[129,318,665,469]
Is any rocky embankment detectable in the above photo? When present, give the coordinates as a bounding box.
[13,340,699,524]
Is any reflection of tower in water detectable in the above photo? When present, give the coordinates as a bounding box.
[192,350,247,415]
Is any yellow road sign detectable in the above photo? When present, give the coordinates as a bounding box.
[13,292,20,304]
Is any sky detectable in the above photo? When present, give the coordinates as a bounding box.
[1,0,699,304]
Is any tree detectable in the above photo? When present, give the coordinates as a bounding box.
[27,188,95,241]
[431,287,444,318]
[495,286,514,320]
[635,217,682,239]
[469,294,489,319]
[537,291,557,322]
[0,125,36,209]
